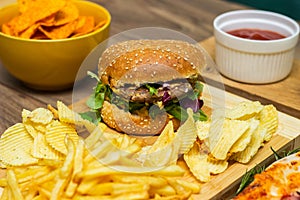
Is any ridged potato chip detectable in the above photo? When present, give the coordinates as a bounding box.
[184,142,210,183]
[230,119,260,153]
[45,120,79,155]
[23,123,38,138]
[210,119,249,160]
[31,131,65,160]
[57,101,84,124]
[148,121,175,154]
[195,120,210,141]
[136,121,179,167]
[259,104,278,142]
[0,123,38,166]
[207,156,228,175]
[226,101,264,120]
[25,107,54,125]
[175,108,198,155]
[232,126,267,164]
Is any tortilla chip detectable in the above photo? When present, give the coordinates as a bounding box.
[72,16,95,37]
[19,23,40,38]
[1,23,14,36]
[8,0,66,35]
[38,20,78,39]
[17,0,38,13]
[53,1,79,26]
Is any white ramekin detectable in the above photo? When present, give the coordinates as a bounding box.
[213,10,299,84]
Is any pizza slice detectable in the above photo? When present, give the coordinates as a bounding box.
[234,151,300,200]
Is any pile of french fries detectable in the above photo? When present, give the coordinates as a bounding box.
[0,101,200,200]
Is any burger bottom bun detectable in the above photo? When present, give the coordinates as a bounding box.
[101,101,180,135]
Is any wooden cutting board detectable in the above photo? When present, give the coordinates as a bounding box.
[72,85,300,200]
[181,86,300,200]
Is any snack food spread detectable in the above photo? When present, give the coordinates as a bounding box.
[0,37,281,199]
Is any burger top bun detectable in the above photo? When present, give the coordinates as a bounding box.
[98,40,207,88]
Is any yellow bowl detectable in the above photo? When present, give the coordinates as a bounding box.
[0,0,111,90]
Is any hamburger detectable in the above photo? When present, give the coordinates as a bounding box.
[84,39,208,135]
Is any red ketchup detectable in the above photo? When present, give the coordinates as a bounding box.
[227,28,286,40]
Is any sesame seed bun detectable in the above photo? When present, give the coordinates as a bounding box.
[98,39,206,89]
[101,100,180,135]
[97,39,206,135]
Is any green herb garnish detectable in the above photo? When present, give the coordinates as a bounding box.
[80,71,112,124]
[236,146,300,195]
[165,103,207,122]
[145,84,158,96]
[235,165,265,195]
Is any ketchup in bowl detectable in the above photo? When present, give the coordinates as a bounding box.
[227,28,286,40]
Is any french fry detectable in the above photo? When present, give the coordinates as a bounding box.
[50,177,69,200]
[84,182,149,196]
[60,137,75,179]
[17,166,51,184]
[32,169,59,186]
[84,124,104,149]
[0,186,9,200]
[149,184,176,196]
[166,178,192,197]
[7,169,23,200]
[175,179,201,194]
[65,139,85,197]
[76,178,99,194]
[110,175,168,188]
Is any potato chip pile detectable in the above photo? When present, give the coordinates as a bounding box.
[1,0,107,39]
[0,101,200,199]
[184,101,278,183]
